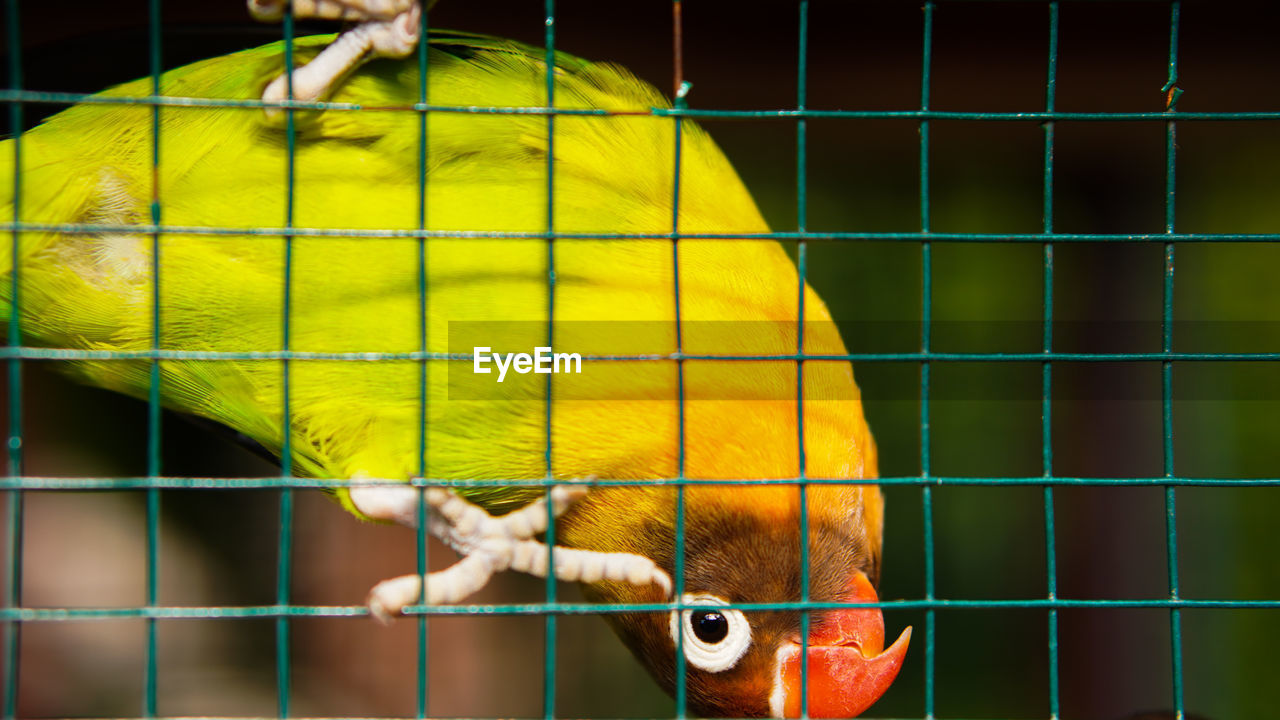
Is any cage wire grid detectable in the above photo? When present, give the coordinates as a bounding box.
[3,0,1280,719]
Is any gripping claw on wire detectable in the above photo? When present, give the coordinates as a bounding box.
[249,0,416,23]
[248,0,423,119]
[349,482,672,623]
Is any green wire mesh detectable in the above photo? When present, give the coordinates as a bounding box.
[4,1,1280,719]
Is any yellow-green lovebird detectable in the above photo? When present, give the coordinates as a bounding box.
[0,30,910,718]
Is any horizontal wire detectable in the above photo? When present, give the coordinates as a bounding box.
[3,89,1279,122]
[2,347,1278,363]
[7,220,1280,244]
[1,475,1275,490]
[3,596,1277,622]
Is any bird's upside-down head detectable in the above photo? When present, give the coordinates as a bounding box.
[567,485,911,718]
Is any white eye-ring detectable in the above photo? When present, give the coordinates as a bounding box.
[669,593,753,673]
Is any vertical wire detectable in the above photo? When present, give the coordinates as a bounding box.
[918,4,936,718]
[542,3,558,717]
[144,1,163,716]
[414,9,431,720]
[275,12,298,719]
[2,2,23,717]
[1041,5,1060,719]
[670,2,688,718]
[795,1,811,718]
[1161,3,1184,718]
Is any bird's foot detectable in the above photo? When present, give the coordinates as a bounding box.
[349,484,672,623]
[248,0,422,118]
[248,0,417,23]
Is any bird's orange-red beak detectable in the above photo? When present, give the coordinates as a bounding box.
[771,571,911,718]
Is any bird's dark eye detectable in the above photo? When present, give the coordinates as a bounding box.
[670,594,753,673]
[692,610,730,643]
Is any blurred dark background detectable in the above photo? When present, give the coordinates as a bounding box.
[3,1,1279,718]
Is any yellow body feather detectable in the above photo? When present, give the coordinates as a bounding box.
[0,32,874,518]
